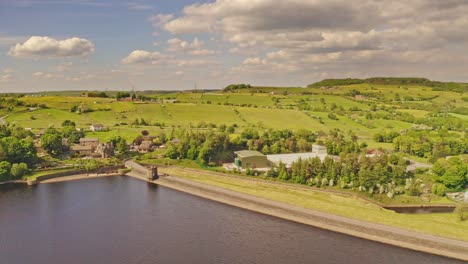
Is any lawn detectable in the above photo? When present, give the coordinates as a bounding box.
[236,107,328,130]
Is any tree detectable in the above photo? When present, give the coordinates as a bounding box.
[0,136,36,166]
[10,163,28,179]
[116,138,128,154]
[441,165,467,190]
[0,161,11,181]
[40,128,62,156]
[84,159,99,171]
[62,120,76,127]
[61,126,84,143]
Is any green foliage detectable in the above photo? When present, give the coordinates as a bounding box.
[455,203,468,221]
[116,137,128,154]
[10,163,28,179]
[0,136,36,166]
[61,126,84,143]
[373,131,399,143]
[223,84,251,92]
[433,157,468,191]
[327,112,338,120]
[61,120,76,127]
[0,161,12,181]
[40,128,63,156]
[431,184,446,196]
[308,77,467,93]
[86,92,108,98]
[308,78,364,87]
[116,92,131,100]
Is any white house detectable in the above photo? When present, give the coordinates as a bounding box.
[90,124,105,132]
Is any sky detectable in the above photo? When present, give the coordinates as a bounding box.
[1,0,468,92]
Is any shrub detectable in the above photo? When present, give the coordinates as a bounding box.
[455,203,468,221]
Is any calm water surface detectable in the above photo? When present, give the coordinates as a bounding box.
[0,177,463,264]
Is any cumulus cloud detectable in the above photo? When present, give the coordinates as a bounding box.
[8,36,95,58]
[0,74,13,82]
[128,3,153,10]
[167,37,215,55]
[156,0,468,79]
[149,14,174,27]
[121,50,168,64]
[33,72,54,79]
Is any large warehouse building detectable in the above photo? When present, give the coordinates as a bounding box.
[233,145,329,170]
[267,144,328,167]
[234,150,271,169]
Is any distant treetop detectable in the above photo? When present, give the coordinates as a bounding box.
[307,77,468,93]
[223,84,251,92]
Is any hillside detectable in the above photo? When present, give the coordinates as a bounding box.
[308,77,468,93]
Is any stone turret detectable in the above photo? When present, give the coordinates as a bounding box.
[147,166,158,181]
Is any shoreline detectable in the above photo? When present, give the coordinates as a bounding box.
[5,171,467,261]
[150,175,468,262]
[40,173,120,184]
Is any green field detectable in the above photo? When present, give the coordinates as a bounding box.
[4,82,466,152]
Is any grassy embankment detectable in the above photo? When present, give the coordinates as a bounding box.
[158,166,468,241]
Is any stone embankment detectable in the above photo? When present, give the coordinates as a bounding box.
[151,175,468,262]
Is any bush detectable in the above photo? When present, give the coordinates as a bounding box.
[455,203,468,221]
[431,184,446,196]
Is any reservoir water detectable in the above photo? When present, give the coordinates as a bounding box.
[0,176,463,264]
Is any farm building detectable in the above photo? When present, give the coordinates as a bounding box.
[138,140,153,153]
[79,138,99,147]
[266,145,329,168]
[234,150,270,169]
[90,124,105,132]
[70,145,94,156]
[312,144,327,155]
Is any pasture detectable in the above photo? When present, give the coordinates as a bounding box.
[5,83,466,150]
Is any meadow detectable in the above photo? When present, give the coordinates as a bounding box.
[5,83,466,149]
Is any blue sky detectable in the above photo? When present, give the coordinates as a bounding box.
[1,0,468,92]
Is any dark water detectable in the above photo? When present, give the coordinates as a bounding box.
[385,206,455,214]
[0,177,463,264]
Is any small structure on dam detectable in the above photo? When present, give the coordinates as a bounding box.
[124,160,158,181]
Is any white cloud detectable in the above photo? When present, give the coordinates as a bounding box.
[167,37,215,55]
[121,50,169,64]
[0,34,26,47]
[149,14,174,27]
[158,0,468,76]
[128,3,153,10]
[8,36,95,58]
[0,74,13,82]
[33,72,54,79]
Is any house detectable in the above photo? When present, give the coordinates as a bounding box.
[365,149,384,158]
[312,144,327,155]
[90,124,105,132]
[234,150,270,169]
[35,129,45,138]
[34,140,45,156]
[138,140,153,153]
[96,143,114,158]
[79,138,99,147]
[70,145,94,156]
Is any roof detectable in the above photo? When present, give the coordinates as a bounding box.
[79,138,99,142]
[235,150,265,158]
[70,145,94,151]
[312,144,327,149]
[267,152,328,166]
